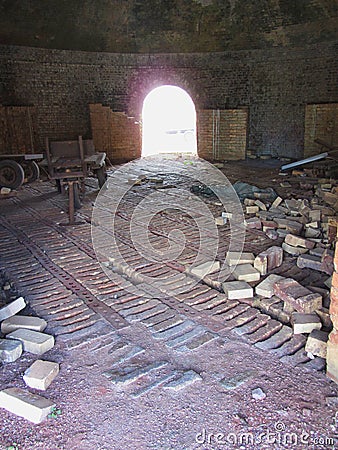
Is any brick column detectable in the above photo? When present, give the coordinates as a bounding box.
[327,226,338,384]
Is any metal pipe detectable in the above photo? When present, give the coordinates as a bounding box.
[280,152,328,171]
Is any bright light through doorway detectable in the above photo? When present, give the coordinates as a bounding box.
[142,85,197,156]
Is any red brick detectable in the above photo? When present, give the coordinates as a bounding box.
[329,329,338,345]
[332,272,338,289]
[254,246,283,275]
[284,234,315,249]
[274,278,322,313]
[297,254,334,275]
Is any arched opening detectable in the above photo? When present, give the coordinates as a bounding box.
[141,85,197,157]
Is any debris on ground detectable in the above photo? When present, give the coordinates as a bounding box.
[207,168,337,374]
[0,273,58,423]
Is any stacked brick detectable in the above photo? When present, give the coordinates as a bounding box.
[89,103,141,162]
[197,109,247,161]
[0,105,37,155]
[304,103,338,157]
[327,225,338,384]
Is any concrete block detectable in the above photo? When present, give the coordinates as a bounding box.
[1,315,47,334]
[305,330,328,358]
[0,387,55,424]
[291,313,322,334]
[282,242,309,256]
[284,234,315,249]
[246,206,259,214]
[255,274,284,298]
[233,264,260,282]
[1,187,11,195]
[225,252,255,266]
[190,260,220,278]
[0,297,26,321]
[274,278,322,313]
[7,329,54,355]
[222,281,253,300]
[0,339,22,363]
[23,360,60,390]
[221,212,233,219]
[254,246,283,275]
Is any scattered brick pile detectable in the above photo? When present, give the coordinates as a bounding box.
[0,277,58,424]
[214,178,337,374]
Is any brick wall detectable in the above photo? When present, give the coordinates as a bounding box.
[304,103,338,157]
[0,42,337,160]
[327,225,338,384]
[197,109,247,161]
[89,104,141,162]
[0,105,37,154]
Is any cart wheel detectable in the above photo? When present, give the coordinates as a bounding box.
[0,159,25,189]
[21,161,40,183]
[73,183,82,210]
[95,166,107,188]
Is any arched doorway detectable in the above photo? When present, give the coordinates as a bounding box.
[141,85,197,157]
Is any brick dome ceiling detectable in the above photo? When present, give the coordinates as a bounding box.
[0,0,337,53]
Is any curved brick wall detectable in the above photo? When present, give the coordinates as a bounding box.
[0,42,337,158]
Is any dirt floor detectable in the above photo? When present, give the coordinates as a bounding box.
[0,156,338,450]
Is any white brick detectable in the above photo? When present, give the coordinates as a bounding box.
[271,196,283,209]
[246,206,259,214]
[0,297,26,321]
[254,199,267,211]
[222,281,253,300]
[24,360,60,391]
[233,264,260,282]
[1,315,47,334]
[244,198,255,206]
[215,217,227,226]
[0,387,55,424]
[7,329,54,355]
[0,339,22,363]
[255,274,284,298]
[225,252,255,266]
[291,313,322,334]
[190,260,220,278]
